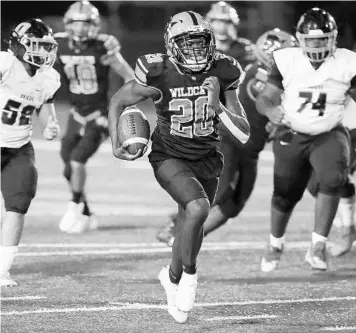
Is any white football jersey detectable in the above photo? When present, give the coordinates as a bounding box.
[274,48,356,135]
[0,51,61,148]
[342,96,356,130]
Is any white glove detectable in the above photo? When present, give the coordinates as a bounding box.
[43,120,60,140]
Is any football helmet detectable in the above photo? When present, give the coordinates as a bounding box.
[255,28,299,68]
[165,11,216,73]
[9,18,58,69]
[206,1,239,41]
[296,7,338,62]
[63,1,100,44]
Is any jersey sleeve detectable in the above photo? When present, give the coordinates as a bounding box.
[216,53,245,91]
[44,69,61,103]
[134,53,164,87]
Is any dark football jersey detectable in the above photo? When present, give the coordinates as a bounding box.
[134,53,243,161]
[54,32,111,116]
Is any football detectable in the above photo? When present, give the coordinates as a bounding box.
[118,105,151,156]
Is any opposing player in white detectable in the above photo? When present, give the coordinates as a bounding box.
[0,19,61,286]
[256,8,356,271]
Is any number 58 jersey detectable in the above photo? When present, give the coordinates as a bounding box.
[0,51,61,148]
[134,53,243,160]
[272,47,356,135]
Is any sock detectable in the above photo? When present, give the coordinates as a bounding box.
[72,191,82,204]
[82,201,91,216]
[270,234,284,249]
[169,266,182,284]
[338,196,355,227]
[0,246,18,274]
[182,263,197,275]
[312,232,327,245]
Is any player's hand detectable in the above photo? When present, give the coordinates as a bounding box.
[202,76,220,106]
[104,35,121,55]
[43,119,60,140]
[266,105,285,125]
[101,35,121,65]
[112,145,143,161]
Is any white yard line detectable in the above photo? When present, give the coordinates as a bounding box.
[18,241,309,249]
[205,314,277,321]
[320,327,356,331]
[1,296,46,301]
[2,296,355,316]
[16,241,312,257]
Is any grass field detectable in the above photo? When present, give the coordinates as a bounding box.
[1,103,356,333]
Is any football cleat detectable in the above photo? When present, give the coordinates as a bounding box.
[328,225,356,257]
[305,241,328,270]
[58,201,84,232]
[66,214,98,234]
[175,271,198,313]
[0,272,17,287]
[156,214,177,247]
[158,266,188,323]
[261,244,284,272]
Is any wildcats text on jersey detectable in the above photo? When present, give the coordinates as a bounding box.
[169,86,207,98]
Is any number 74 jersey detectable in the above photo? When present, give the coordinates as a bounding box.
[134,53,243,160]
[273,47,356,135]
[0,51,60,148]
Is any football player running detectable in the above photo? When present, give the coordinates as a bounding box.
[256,8,356,272]
[55,1,134,234]
[156,1,256,246]
[0,19,61,287]
[108,12,250,323]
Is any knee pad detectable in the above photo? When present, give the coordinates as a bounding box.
[63,163,72,181]
[318,169,347,195]
[6,193,34,214]
[339,178,355,198]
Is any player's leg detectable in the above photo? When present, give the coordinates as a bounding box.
[307,128,350,268]
[0,143,37,286]
[152,158,216,320]
[329,128,356,256]
[202,136,240,236]
[204,153,259,236]
[261,135,311,272]
[59,113,83,231]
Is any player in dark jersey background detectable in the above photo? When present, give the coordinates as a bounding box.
[55,1,134,234]
[108,11,249,323]
[156,27,298,246]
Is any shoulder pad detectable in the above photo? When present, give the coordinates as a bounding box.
[53,32,68,40]
[134,53,165,86]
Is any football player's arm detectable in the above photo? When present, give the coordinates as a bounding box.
[255,62,284,125]
[100,35,134,83]
[108,80,159,159]
[37,98,60,141]
[203,76,250,143]
[106,52,135,83]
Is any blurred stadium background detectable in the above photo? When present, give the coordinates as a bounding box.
[2,1,356,101]
[1,2,356,332]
